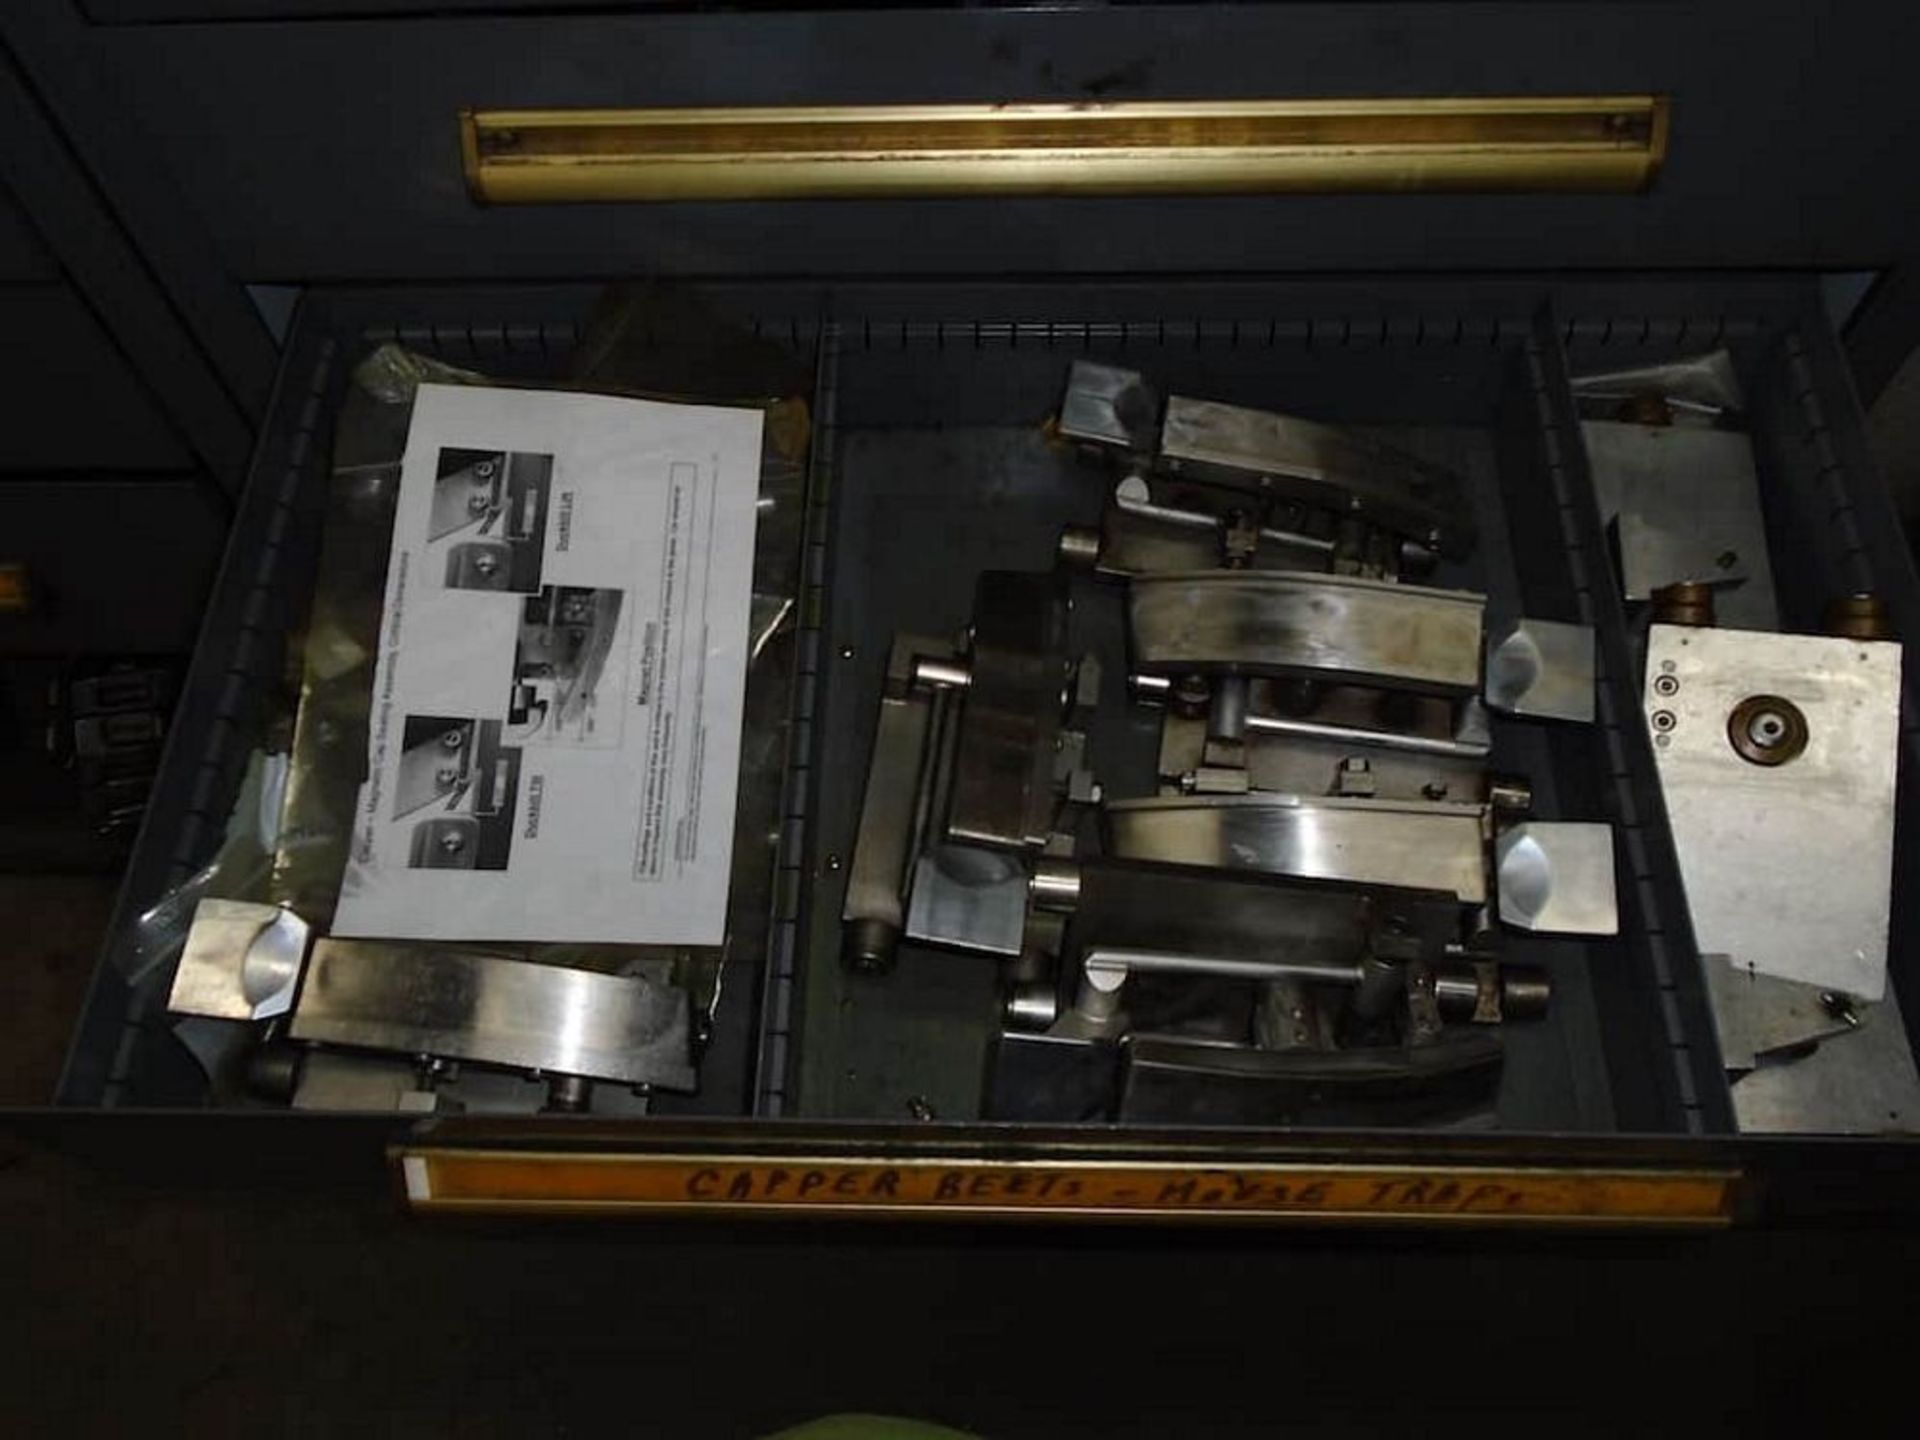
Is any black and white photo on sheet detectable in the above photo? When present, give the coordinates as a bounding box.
[392,714,523,871]
[505,586,629,747]
[332,382,764,945]
[430,446,554,594]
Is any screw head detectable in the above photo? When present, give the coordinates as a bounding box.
[1651,709,1677,732]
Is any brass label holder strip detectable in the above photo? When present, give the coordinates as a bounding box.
[462,96,1669,203]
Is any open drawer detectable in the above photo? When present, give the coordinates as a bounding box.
[56,275,1920,1226]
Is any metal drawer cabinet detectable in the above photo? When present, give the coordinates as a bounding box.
[46,274,1920,1228]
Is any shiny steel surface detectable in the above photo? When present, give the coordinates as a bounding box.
[904,845,1029,957]
[1484,618,1595,722]
[947,572,1072,850]
[1128,570,1484,694]
[1159,396,1472,554]
[1083,945,1364,987]
[1725,982,1920,1134]
[1029,857,1083,912]
[1244,709,1490,759]
[289,940,695,1089]
[1493,822,1619,936]
[1104,793,1488,902]
[168,899,311,1022]
[1058,359,1159,450]
[1646,624,1899,999]
[1701,953,1860,1071]
[840,682,934,955]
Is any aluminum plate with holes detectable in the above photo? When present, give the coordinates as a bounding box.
[1645,624,1900,999]
[168,898,311,1022]
[1104,793,1488,902]
[1128,570,1486,695]
[1494,822,1620,935]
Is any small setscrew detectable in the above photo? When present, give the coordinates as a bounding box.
[1653,674,1680,697]
[1651,709,1677,732]
[1820,991,1861,1027]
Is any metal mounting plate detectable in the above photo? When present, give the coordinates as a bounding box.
[1646,624,1900,1000]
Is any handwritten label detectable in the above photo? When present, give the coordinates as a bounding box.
[399,1153,1734,1225]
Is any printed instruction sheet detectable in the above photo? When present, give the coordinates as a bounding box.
[333,383,764,944]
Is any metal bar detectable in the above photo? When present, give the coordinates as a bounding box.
[1115,492,1336,556]
[1244,710,1491,759]
[1084,946,1364,987]
[463,97,1669,203]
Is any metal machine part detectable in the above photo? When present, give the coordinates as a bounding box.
[290,1051,449,1114]
[1107,796,1619,936]
[1056,479,1374,580]
[1157,393,1473,558]
[1485,618,1596,723]
[832,365,1609,1127]
[167,896,698,1096]
[904,844,1030,958]
[1057,360,1467,573]
[838,633,943,971]
[167,899,310,1022]
[1719,983,1920,1135]
[947,572,1076,850]
[1572,349,1746,423]
[839,574,1095,970]
[1057,358,1161,454]
[1136,672,1492,803]
[1128,570,1486,694]
[1113,1029,1508,1126]
[1104,793,1491,903]
[289,940,696,1090]
[1826,592,1895,642]
[1583,421,1779,632]
[1701,953,1863,1072]
[986,857,1542,1125]
[1073,946,1547,1027]
[1645,623,1900,1000]
[1649,580,1719,627]
[1493,822,1621,936]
